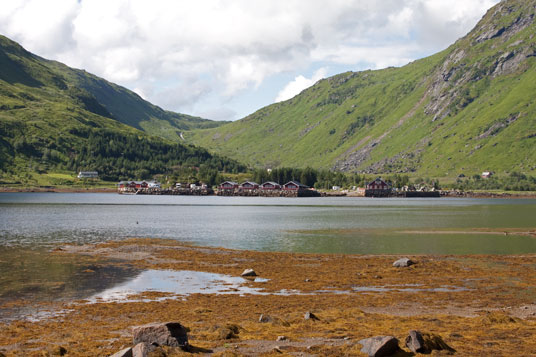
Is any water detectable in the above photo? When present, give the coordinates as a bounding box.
[1,192,535,319]
[0,193,535,254]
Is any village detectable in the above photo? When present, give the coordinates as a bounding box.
[116,177,441,197]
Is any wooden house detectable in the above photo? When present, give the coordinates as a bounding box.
[219,181,239,190]
[240,181,259,190]
[365,178,391,197]
[260,181,281,190]
[283,181,309,191]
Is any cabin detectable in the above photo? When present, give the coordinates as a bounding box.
[481,171,493,179]
[365,178,391,197]
[240,181,259,190]
[283,181,309,191]
[117,181,148,191]
[78,171,98,179]
[219,181,239,190]
[260,181,281,190]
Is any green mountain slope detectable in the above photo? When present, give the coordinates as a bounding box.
[189,0,536,177]
[0,35,243,183]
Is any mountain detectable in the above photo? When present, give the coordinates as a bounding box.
[0,35,243,184]
[188,0,536,178]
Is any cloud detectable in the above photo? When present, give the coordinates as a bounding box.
[275,68,327,103]
[0,0,500,120]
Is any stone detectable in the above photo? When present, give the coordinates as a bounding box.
[241,268,257,277]
[405,331,455,354]
[132,322,188,348]
[132,342,149,357]
[405,330,425,353]
[109,347,133,357]
[358,336,400,357]
[393,258,415,267]
[259,314,273,323]
[304,311,320,321]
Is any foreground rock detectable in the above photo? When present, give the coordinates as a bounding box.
[358,336,400,357]
[393,258,415,267]
[241,268,257,277]
[132,322,188,348]
[109,346,133,357]
[109,343,152,357]
[304,311,320,321]
[405,330,455,354]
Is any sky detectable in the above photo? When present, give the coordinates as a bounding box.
[0,0,500,121]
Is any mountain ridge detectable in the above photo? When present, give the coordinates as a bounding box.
[0,35,243,184]
[188,0,536,178]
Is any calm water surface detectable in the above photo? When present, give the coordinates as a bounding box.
[1,193,536,319]
[1,192,535,254]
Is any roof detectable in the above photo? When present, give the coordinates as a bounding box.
[261,181,280,186]
[367,177,388,186]
[220,181,238,185]
[240,181,259,186]
[283,181,309,188]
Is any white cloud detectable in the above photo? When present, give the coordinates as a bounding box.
[275,68,327,103]
[0,0,500,120]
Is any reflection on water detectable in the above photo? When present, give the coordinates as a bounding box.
[0,247,140,320]
[0,193,535,254]
[0,193,535,318]
[91,270,270,302]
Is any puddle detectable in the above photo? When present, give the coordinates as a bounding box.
[90,270,271,302]
[90,271,471,303]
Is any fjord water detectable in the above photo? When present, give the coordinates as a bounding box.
[1,193,535,318]
[1,192,535,254]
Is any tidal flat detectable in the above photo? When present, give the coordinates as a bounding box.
[1,238,536,356]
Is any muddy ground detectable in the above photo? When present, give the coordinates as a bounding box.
[1,238,536,356]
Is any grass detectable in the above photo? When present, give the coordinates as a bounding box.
[188,0,536,179]
[3,238,536,356]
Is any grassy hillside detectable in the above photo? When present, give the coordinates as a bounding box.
[189,0,536,178]
[0,35,243,185]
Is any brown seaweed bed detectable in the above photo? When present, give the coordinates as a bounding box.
[1,238,536,356]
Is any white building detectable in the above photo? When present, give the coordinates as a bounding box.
[77,171,98,179]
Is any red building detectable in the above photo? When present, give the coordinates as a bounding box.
[219,181,239,190]
[366,178,389,190]
[240,181,259,190]
[260,181,281,190]
[117,181,148,191]
[365,178,391,197]
[283,181,309,191]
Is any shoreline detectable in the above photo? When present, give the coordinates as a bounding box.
[2,186,536,199]
[1,238,536,355]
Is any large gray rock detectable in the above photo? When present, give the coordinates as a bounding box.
[393,258,415,267]
[109,347,132,357]
[132,342,149,357]
[358,336,400,357]
[405,330,425,353]
[132,322,188,348]
[405,331,455,354]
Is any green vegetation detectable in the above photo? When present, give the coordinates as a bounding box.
[0,35,244,186]
[452,172,536,191]
[188,0,536,179]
